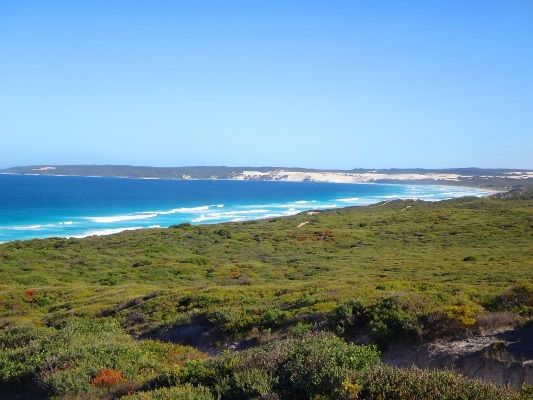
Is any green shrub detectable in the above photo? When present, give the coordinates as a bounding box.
[350,365,521,400]
[178,334,379,400]
[208,308,255,334]
[178,355,275,399]
[261,308,290,327]
[0,324,46,349]
[0,324,52,385]
[122,384,214,400]
[170,223,192,229]
[329,297,421,344]
[329,299,366,335]
[214,368,274,400]
[485,283,533,316]
[291,322,312,336]
[178,360,216,387]
[0,347,39,385]
[1,319,205,398]
[276,335,380,399]
[367,297,418,344]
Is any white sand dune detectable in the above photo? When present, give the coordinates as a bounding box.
[232,170,466,183]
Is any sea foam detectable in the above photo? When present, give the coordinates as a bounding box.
[87,214,158,223]
[72,226,143,238]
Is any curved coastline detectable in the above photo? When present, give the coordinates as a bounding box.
[0,176,495,243]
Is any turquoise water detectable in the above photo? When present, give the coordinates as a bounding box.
[0,174,492,242]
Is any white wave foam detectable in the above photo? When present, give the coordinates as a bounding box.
[262,213,286,218]
[313,203,338,209]
[157,206,210,214]
[191,209,270,223]
[71,226,142,238]
[87,213,158,223]
[4,220,76,230]
[283,209,300,215]
[191,215,209,222]
[85,205,213,224]
[228,209,269,215]
[337,197,360,202]
[7,224,44,230]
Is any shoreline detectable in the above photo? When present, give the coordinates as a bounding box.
[0,183,497,244]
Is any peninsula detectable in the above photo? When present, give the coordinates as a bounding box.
[3,165,533,189]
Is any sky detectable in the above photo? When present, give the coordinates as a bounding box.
[0,1,532,169]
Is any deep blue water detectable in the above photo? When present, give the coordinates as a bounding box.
[0,174,491,242]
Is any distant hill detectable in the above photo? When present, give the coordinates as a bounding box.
[2,164,532,188]
[1,164,334,179]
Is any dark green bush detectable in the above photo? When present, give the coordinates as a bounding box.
[329,298,366,335]
[178,360,217,387]
[213,368,274,400]
[291,322,312,336]
[170,223,192,229]
[1,319,204,398]
[0,324,52,386]
[260,308,290,327]
[179,334,380,400]
[207,308,255,334]
[485,283,533,316]
[367,297,419,344]
[350,365,522,400]
[122,384,214,400]
[275,335,380,399]
[329,297,419,344]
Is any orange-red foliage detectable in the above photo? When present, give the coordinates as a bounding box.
[91,369,125,387]
[24,290,34,299]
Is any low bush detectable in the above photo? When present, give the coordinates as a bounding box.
[92,368,126,387]
[260,308,290,327]
[214,368,274,400]
[475,311,518,331]
[485,283,533,316]
[0,318,205,398]
[179,334,380,400]
[442,303,483,326]
[121,384,214,400]
[367,297,419,344]
[329,299,366,336]
[348,365,522,400]
[291,322,312,336]
[276,335,380,399]
[0,324,53,386]
[329,297,420,345]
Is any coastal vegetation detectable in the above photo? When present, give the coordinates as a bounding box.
[0,191,532,399]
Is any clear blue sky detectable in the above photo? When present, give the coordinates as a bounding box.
[1,1,532,169]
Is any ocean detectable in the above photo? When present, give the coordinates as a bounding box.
[0,174,492,242]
